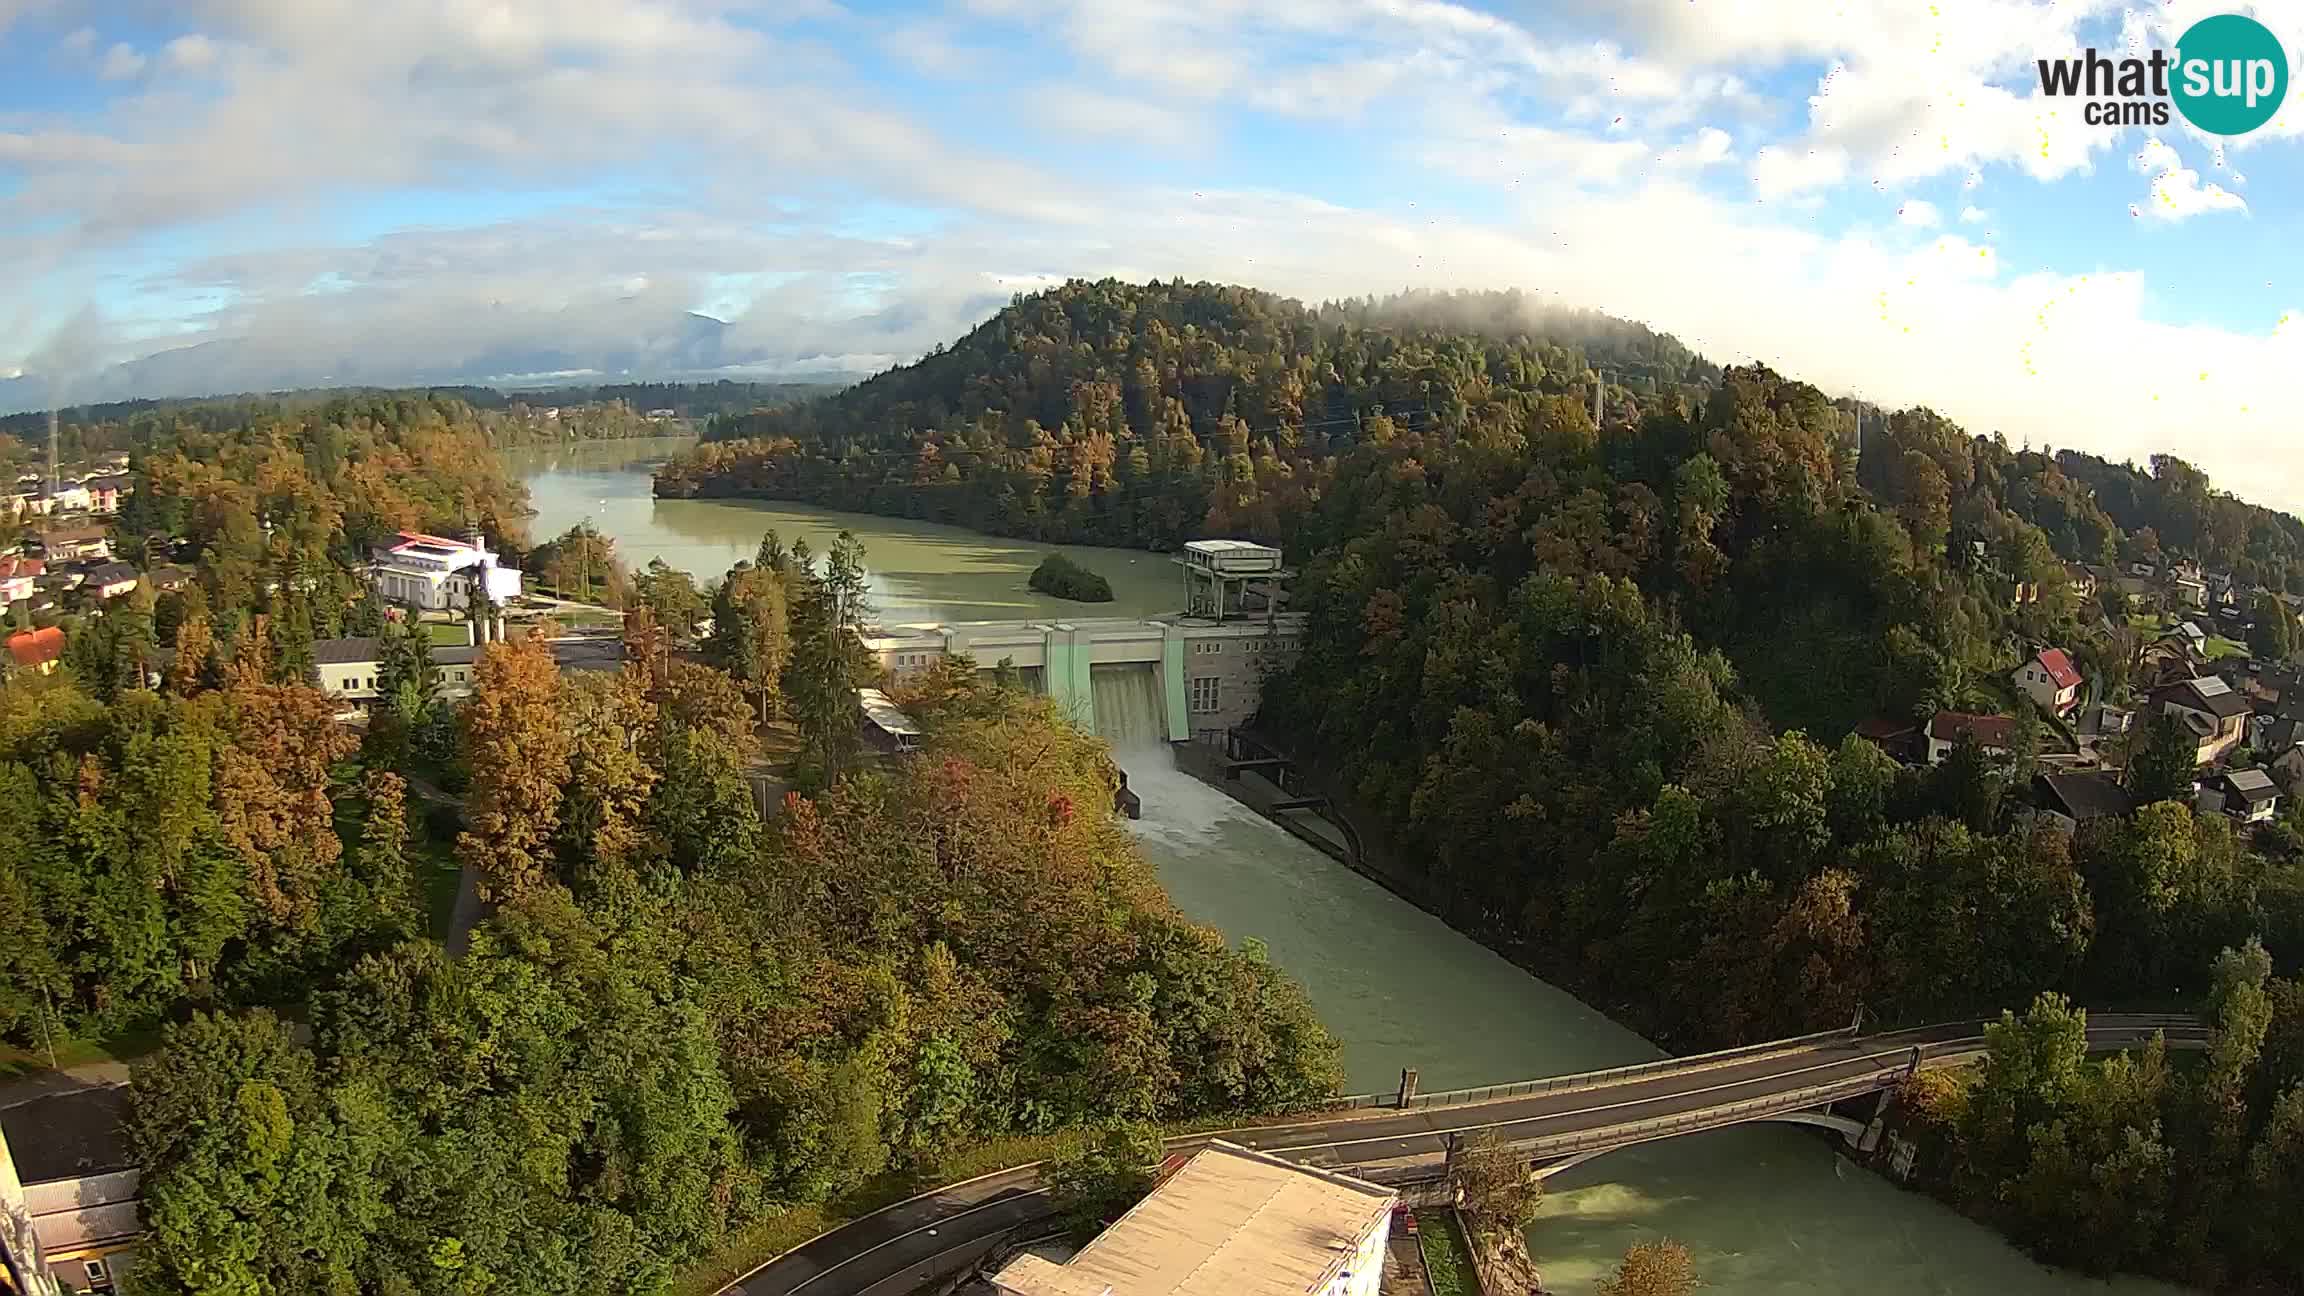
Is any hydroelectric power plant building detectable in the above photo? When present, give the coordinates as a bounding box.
[861,540,1302,745]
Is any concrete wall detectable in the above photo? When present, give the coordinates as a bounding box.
[860,615,1305,742]
[1322,1217,1389,1296]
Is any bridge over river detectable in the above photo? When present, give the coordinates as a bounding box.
[730,1013,2208,1296]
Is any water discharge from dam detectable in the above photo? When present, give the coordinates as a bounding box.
[516,439,2187,1296]
[1090,664,1166,751]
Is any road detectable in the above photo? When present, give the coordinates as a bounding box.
[732,1013,2208,1296]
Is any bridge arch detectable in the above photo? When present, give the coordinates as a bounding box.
[1528,1109,1870,1181]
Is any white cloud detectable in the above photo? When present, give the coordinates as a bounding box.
[1426,123,1651,186]
[1019,86,1206,148]
[98,42,146,80]
[2130,137,2247,222]
[59,25,94,54]
[164,34,220,71]
[1897,199,1941,228]
[1750,144,1847,198]
[1657,127,1735,169]
[1959,205,1988,224]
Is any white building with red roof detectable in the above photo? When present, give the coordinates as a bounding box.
[0,556,42,607]
[368,529,522,612]
[2012,647,2083,716]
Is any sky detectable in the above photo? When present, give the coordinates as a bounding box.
[2,0,2301,504]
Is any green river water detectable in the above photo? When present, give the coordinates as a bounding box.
[514,437,2182,1296]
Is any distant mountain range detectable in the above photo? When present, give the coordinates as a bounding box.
[0,309,872,415]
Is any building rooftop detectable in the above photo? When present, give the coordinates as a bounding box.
[2225,768,2279,801]
[6,626,64,669]
[857,687,920,738]
[2158,677,2252,720]
[0,1084,134,1184]
[85,561,140,586]
[1928,711,2014,749]
[2031,648,2082,690]
[993,1141,1393,1296]
[313,636,381,665]
[2037,771,2132,822]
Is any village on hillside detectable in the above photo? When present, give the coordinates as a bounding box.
[1859,552,2304,837]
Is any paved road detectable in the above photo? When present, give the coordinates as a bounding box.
[732,1014,2208,1296]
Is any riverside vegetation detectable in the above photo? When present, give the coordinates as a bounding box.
[657,278,2304,1291]
[0,389,1338,1295]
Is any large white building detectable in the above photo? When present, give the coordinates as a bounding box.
[368,531,521,612]
[991,1141,1394,1296]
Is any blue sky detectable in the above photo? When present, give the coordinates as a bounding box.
[3,0,2302,502]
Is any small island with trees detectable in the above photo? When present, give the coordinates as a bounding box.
[1028,553,1113,603]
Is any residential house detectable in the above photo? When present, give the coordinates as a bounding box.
[35,524,110,563]
[6,627,64,675]
[312,635,481,710]
[2173,571,2208,608]
[2249,712,2304,759]
[2035,771,2132,824]
[41,482,90,515]
[1927,711,2014,765]
[2201,768,2282,824]
[79,475,129,515]
[366,530,521,612]
[2,485,47,518]
[2129,561,2158,578]
[0,556,41,606]
[2092,703,2136,737]
[2150,676,2252,766]
[2012,647,2084,715]
[144,565,192,593]
[2064,564,2099,600]
[2175,620,2210,650]
[82,563,140,600]
[989,1140,1394,1296]
[1854,716,1925,765]
[0,1084,140,1294]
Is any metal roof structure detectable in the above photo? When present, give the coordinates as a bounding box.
[2225,767,2279,800]
[991,1141,1393,1296]
[856,687,920,739]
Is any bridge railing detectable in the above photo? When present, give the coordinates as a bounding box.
[1389,1021,1865,1112]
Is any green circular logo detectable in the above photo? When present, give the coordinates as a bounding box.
[2171,14,2289,136]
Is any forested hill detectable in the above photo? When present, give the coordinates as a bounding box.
[656,279,1718,544]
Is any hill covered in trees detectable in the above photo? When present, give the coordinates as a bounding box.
[655,280,1718,546]
[656,278,2304,1290]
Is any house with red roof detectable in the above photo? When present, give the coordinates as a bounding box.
[6,626,64,675]
[1926,711,2015,765]
[0,555,43,607]
[2012,647,2083,716]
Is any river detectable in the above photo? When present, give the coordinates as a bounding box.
[509,437,1183,625]
[515,438,2180,1296]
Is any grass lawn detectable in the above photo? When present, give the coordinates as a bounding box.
[0,1025,164,1081]
[1418,1211,1477,1296]
[2207,636,2247,660]
[424,621,474,647]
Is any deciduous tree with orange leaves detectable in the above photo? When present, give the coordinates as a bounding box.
[456,630,572,901]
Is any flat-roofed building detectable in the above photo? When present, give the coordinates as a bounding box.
[1,1084,140,1294]
[990,1141,1394,1296]
[368,531,521,612]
